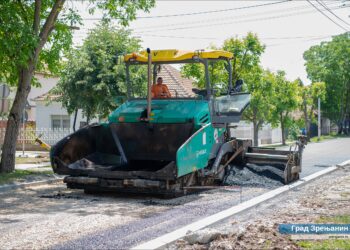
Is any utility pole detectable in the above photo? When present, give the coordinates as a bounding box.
[318,97,321,140]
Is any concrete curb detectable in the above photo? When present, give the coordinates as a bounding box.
[132,160,350,250]
[0,177,64,192]
[336,159,350,167]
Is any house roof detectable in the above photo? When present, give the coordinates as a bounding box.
[157,65,195,97]
[34,64,195,101]
[8,73,59,107]
[33,92,60,102]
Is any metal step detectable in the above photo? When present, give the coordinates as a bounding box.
[245,153,289,160]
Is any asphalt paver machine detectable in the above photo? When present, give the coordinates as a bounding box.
[51,49,306,196]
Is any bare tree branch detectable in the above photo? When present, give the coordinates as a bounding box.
[37,0,65,53]
[33,0,41,35]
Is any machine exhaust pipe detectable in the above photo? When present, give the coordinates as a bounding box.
[146,48,152,121]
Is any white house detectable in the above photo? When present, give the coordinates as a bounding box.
[5,72,59,122]
[34,93,98,130]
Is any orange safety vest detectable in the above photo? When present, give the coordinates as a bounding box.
[151,84,171,98]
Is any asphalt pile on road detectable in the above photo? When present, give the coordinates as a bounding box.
[223,164,284,189]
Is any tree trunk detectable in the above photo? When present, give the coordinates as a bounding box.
[339,95,344,134]
[0,0,65,173]
[303,99,312,140]
[86,113,90,125]
[307,106,314,140]
[73,109,78,131]
[280,112,286,145]
[338,120,343,134]
[307,122,311,139]
[0,67,33,173]
[253,120,259,147]
[302,98,308,136]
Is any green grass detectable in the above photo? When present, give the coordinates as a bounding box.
[310,135,337,143]
[298,215,350,249]
[340,192,350,198]
[298,239,350,250]
[258,133,348,147]
[310,133,349,143]
[0,169,53,185]
[263,239,272,250]
[316,215,350,224]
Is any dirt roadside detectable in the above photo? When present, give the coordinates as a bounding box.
[175,165,350,249]
[0,183,171,249]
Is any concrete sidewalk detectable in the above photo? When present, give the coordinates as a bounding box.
[15,151,48,158]
[15,162,51,170]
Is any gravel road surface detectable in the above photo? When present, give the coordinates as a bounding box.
[0,184,169,249]
[0,137,349,249]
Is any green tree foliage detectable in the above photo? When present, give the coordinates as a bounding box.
[181,33,275,146]
[299,81,326,139]
[181,62,227,90]
[222,32,265,84]
[303,32,350,131]
[269,71,301,145]
[181,45,227,90]
[181,63,205,88]
[243,67,275,146]
[54,23,146,121]
[0,0,76,86]
[0,0,155,173]
[181,33,305,145]
[181,32,265,91]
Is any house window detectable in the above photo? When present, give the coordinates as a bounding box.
[51,115,70,130]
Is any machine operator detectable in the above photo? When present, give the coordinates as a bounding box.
[151,77,172,98]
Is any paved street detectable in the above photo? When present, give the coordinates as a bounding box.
[0,138,349,249]
[301,137,350,177]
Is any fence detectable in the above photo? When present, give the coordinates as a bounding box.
[0,128,73,147]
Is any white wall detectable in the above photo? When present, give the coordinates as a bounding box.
[230,121,282,145]
[35,100,97,129]
[321,117,331,135]
[30,74,59,103]
[8,73,59,122]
